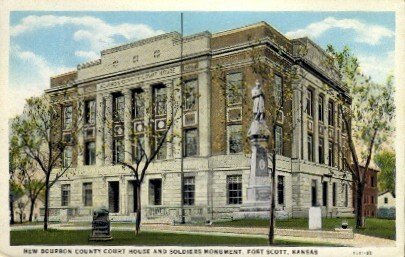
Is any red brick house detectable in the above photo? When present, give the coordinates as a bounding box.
[352,165,379,217]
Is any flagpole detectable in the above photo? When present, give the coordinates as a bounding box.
[179,12,185,224]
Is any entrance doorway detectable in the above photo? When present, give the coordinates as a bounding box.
[127,181,138,213]
[108,181,120,213]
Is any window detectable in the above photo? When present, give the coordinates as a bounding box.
[184,79,197,111]
[133,89,144,119]
[183,177,195,206]
[384,197,388,204]
[113,95,125,122]
[63,146,72,168]
[311,180,317,206]
[85,141,96,165]
[113,139,124,164]
[274,74,283,106]
[322,181,328,206]
[82,183,92,206]
[63,105,73,130]
[184,129,198,157]
[306,89,313,117]
[275,125,283,155]
[328,101,334,126]
[318,95,324,122]
[227,175,242,205]
[307,134,313,162]
[133,55,139,63]
[84,100,96,125]
[370,176,375,187]
[61,184,70,206]
[371,196,374,204]
[155,132,166,160]
[328,141,334,166]
[226,72,243,106]
[337,104,341,128]
[228,125,243,154]
[149,179,162,205]
[332,182,337,206]
[318,138,324,164]
[153,86,167,116]
[133,136,144,162]
[344,184,348,207]
[277,175,285,205]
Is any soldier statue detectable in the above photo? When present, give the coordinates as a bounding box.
[252,80,265,121]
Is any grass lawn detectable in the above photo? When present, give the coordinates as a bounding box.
[10,230,339,246]
[213,218,396,240]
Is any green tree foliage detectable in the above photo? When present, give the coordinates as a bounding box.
[11,94,76,230]
[374,149,396,192]
[326,45,395,228]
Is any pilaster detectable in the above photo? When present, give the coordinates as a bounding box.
[313,88,319,163]
[104,93,113,165]
[96,93,104,166]
[76,96,85,167]
[198,61,211,157]
[123,89,132,163]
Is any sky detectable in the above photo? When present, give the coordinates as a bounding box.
[9,11,395,119]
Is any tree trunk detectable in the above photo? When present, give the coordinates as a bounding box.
[20,212,23,224]
[135,184,141,235]
[355,182,364,228]
[269,151,276,245]
[43,182,50,231]
[29,197,36,222]
[10,199,14,225]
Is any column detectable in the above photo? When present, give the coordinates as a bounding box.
[313,88,319,163]
[76,97,85,167]
[198,60,211,157]
[143,85,152,157]
[333,98,338,168]
[104,93,113,165]
[96,93,105,166]
[292,82,302,159]
[172,77,183,159]
[123,89,132,163]
[302,85,308,160]
[324,95,329,164]
[165,81,174,159]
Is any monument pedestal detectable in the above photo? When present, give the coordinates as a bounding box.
[234,119,272,219]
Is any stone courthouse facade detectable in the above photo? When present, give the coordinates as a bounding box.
[45,22,354,222]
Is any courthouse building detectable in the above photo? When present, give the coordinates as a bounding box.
[45,22,354,222]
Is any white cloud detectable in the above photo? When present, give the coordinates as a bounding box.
[9,46,72,119]
[75,50,99,60]
[357,51,394,84]
[286,17,394,45]
[11,15,165,61]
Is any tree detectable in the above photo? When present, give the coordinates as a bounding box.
[10,130,46,222]
[374,149,396,192]
[9,180,24,224]
[16,200,28,224]
[11,94,79,230]
[326,45,395,228]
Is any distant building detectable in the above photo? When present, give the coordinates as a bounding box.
[378,191,395,209]
[353,166,379,217]
[44,22,354,222]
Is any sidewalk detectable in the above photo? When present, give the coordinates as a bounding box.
[11,223,395,247]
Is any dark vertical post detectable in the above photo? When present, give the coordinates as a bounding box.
[180,12,185,224]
